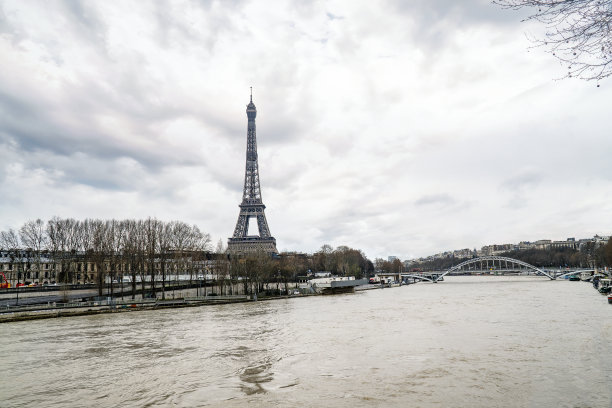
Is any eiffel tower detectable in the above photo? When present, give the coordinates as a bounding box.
[227,90,278,254]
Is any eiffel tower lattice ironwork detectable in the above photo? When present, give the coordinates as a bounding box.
[227,90,278,254]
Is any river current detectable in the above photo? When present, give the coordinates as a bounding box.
[1,276,611,407]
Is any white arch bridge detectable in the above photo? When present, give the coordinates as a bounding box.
[402,256,572,283]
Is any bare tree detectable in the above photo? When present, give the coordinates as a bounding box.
[65,219,82,288]
[105,220,125,297]
[19,219,47,283]
[278,255,296,295]
[8,216,218,301]
[46,217,73,285]
[230,255,246,296]
[495,0,612,81]
[170,221,192,287]
[46,217,61,283]
[123,219,139,300]
[187,225,211,295]
[213,240,230,295]
[0,229,22,299]
[144,217,159,299]
[77,219,91,284]
[89,219,107,297]
[156,220,172,300]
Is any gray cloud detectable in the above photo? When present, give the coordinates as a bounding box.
[501,171,542,191]
[387,0,527,28]
[415,193,456,207]
[60,0,108,50]
[1,0,611,259]
[326,12,344,21]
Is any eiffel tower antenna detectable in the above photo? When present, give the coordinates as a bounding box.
[227,91,277,254]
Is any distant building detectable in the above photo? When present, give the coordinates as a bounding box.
[550,239,578,250]
[517,241,533,251]
[0,249,212,287]
[534,240,552,250]
[452,248,473,258]
[479,244,513,256]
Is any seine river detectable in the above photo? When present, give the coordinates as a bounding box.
[1,276,611,407]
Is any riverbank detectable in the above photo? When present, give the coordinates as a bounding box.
[0,281,386,323]
[0,293,319,324]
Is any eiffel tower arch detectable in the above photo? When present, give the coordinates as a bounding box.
[227,91,278,254]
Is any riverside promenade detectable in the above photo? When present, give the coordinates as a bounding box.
[0,293,323,323]
[0,280,381,323]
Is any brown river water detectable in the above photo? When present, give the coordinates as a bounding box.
[1,276,611,407]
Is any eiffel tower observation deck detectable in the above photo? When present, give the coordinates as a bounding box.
[227,90,278,254]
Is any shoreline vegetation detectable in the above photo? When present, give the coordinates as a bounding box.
[0,218,376,298]
[3,218,611,297]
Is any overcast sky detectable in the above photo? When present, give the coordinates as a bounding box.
[1,0,611,260]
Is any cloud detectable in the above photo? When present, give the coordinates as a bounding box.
[415,194,456,207]
[500,170,542,192]
[1,0,611,260]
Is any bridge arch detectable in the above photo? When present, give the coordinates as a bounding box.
[434,256,555,282]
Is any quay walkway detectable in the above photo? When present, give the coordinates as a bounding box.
[0,295,252,323]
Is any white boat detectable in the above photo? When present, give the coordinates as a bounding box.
[308,277,367,295]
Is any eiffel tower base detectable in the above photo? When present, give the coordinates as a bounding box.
[227,237,278,255]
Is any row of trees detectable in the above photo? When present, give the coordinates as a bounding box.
[226,245,375,297]
[221,251,304,297]
[406,238,612,271]
[311,244,373,277]
[1,219,380,299]
[0,217,211,298]
[374,258,404,274]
